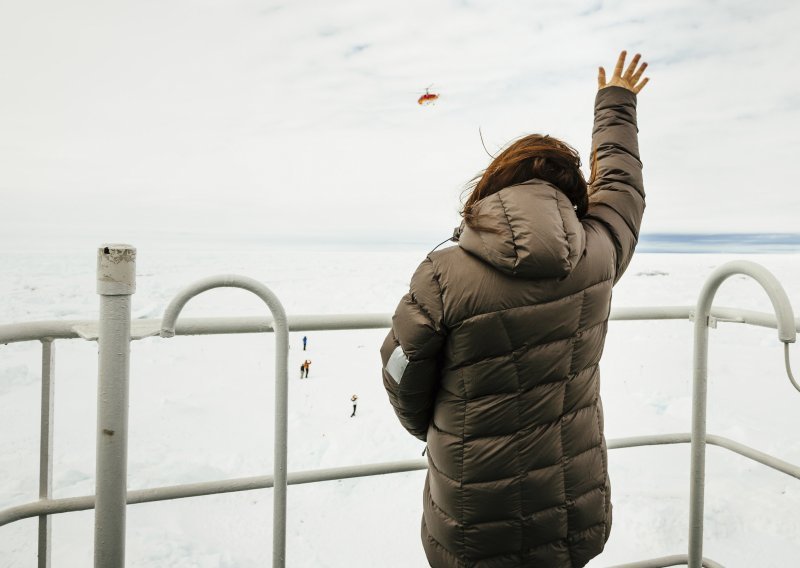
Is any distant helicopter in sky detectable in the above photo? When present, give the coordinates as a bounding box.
[417,86,440,106]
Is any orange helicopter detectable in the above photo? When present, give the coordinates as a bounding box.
[417,86,440,106]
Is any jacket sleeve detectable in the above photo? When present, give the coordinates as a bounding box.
[584,85,645,283]
[380,257,447,441]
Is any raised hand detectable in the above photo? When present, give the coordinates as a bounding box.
[598,51,649,94]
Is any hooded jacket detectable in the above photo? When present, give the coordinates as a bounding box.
[381,86,644,567]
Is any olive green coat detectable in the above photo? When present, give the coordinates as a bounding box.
[381,86,645,567]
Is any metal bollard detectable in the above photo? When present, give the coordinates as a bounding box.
[94,244,136,568]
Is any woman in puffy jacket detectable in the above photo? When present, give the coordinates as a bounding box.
[380,51,649,567]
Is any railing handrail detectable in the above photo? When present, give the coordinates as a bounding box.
[3,431,799,529]
[688,261,796,567]
[2,306,799,344]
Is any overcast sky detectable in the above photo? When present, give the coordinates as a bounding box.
[1,0,798,248]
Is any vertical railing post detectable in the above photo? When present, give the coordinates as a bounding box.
[38,339,55,568]
[94,244,136,568]
[689,304,710,568]
[272,311,289,568]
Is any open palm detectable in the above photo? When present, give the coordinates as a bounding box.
[598,51,649,94]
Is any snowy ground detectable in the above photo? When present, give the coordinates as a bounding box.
[2,244,800,567]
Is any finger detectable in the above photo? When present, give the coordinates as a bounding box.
[631,61,648,84]
[624,53,641,80]
[614,50,626,78]
[598,66,606,88]
[633,77,650,94]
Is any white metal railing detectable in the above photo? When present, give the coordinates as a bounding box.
[1,246,799,568]
[160,273,290,567]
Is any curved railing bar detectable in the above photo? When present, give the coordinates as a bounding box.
[2,306,800,344]
[4,431,799,529]
[608,554,724,568]
[159,275,290,568]
[689,261,797,568]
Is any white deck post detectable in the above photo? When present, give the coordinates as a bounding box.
[38,339,55,568]
[94,244,136,568]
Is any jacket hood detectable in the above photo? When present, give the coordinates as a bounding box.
[457,180,586,279]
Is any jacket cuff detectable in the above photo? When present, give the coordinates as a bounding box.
[595,85,637,107]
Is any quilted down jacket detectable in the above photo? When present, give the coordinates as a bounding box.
[381,86,645,567]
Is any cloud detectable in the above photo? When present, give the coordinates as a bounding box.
[1,0,798,243]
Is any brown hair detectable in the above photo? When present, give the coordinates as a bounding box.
[461,134,589,232]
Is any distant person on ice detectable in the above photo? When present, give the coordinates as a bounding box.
[303,359,311,378]
[350,394,358,417]
[299,363,305,379]
[380,51,649,567]
[302,335,307,350]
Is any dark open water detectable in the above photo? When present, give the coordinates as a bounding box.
[1,232,799,254]
[637,233,800,253]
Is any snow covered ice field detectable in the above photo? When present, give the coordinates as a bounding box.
[2,242,800,567]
